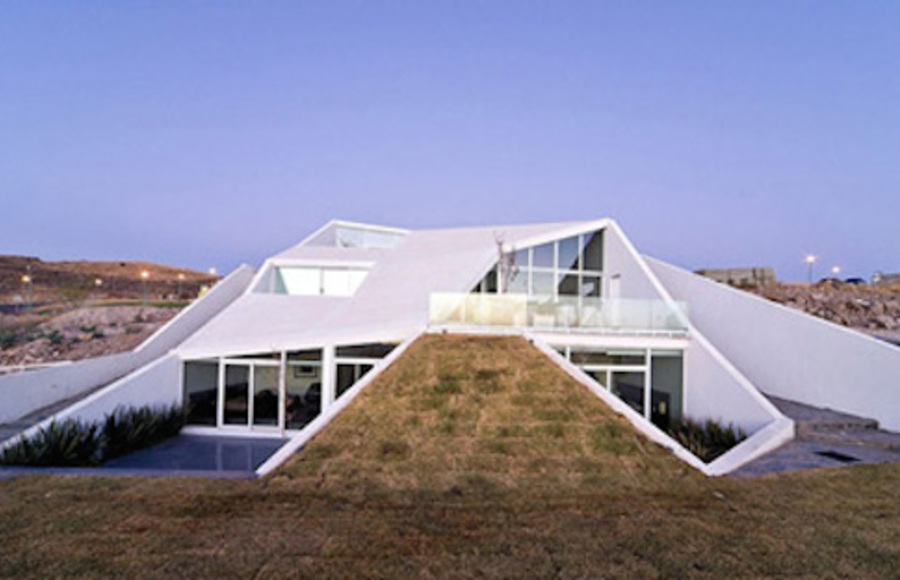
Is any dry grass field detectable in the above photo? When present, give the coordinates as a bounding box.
[2,335,900,578]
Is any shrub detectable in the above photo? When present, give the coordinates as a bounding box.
[0,419,101,467]
[0,404,185,467]
[667,418,747,463]
[101,404,185,460]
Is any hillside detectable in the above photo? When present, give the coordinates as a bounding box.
[0,255,218,368]
[748,281,900,343]
[0,255,217,304]
[1,335,900,577]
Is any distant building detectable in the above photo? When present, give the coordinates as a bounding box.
[694,267,776,287]
[872,271,900,286]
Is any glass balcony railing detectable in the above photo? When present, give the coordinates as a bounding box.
[429,293,688,333]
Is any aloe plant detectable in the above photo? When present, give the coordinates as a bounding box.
[102,404,185,460]
[0,420,101,466]
[667,418,747,463]
[0,403,185,467]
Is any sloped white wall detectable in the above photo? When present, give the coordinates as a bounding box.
[648,257,900,431]
[50,354,183,426]
[0,265,254,425]
[684,334,781,433]
[604,224,666,301]
[0,353,135,424]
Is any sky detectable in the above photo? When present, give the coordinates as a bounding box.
[1,1,898,281]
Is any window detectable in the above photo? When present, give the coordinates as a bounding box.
[273,266,368,296]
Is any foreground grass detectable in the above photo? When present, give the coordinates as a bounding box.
[1,335,900,578]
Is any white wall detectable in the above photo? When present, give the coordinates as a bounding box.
[684,334,781,433]
[53,354,183,425]
[0,265,255,425]
[0,352,135,424]
[603,223,665,301]
[0,354,183,451]
[648,257,900,431]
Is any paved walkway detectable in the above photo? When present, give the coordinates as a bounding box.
[0,435,286,481]
[733,396,900,477]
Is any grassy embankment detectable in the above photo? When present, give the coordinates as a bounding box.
[1,335,899,578]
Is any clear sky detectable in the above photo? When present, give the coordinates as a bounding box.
[1,2,898,281]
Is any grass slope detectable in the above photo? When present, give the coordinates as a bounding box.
[1,335,900,578]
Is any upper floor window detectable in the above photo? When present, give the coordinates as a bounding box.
[273,266,368,296]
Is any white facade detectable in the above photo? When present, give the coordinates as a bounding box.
[8,218,897,476]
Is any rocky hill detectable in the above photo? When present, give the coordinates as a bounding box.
[748,281,900,343]
[0,255,219,369]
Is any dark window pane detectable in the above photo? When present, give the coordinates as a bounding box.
[287,349,322,362]
[583,231,603,272]
[558,272,579,296]
[612,371,645,414]
[184,361,218,426]
[581,275,601,297]
[570,350,645,366]
[224,365,249,425]
[336,343,396,359]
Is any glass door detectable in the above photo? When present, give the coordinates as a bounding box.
[223,364,250,426]
[252,365,281,429]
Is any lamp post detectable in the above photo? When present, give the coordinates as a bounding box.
[140,270,150,308]
[805,255,817,285]
[21,272,33,312]
[831,266,841,278]
[177,272,185,298]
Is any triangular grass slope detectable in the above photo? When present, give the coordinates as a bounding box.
[280,334,692,495]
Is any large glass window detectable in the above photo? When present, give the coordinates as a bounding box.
[224,365,250,426]
[651,352,684,430]
[558,236,582,271]
[558,345,683,430]
[253,366,280,427]
[286,361,321,430]
[184,361,218,426]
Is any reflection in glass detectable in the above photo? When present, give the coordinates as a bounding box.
[581,275,601,297]
[253,365,280,427]
[587,370,608,388]
[532,271,555,296]
[532,243,554,268]
[570,349,645,366]
[224,365,250,425]
[184,361,218,426]
[612,371,645,414]
[285,363,321,430]
[558,236,581,271]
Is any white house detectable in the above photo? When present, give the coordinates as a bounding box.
[4,218,900,476]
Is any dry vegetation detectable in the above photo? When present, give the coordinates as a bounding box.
[2,335,900,578]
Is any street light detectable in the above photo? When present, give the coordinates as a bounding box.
[177,272,186,298]
[805,255,817,284]
[21,273,33,312]
[140,270,150,308]
[208,267,218,277]
[831,266,841,277]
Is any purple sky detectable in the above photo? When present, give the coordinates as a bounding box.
[2,2,899,281]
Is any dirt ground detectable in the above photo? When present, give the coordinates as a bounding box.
[0,305,180,368]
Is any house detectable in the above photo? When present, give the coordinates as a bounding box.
[3,218,900,476]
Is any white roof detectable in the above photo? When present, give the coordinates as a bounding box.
[176,219,608,358]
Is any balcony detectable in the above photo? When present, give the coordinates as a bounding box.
[429,293,688,335]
